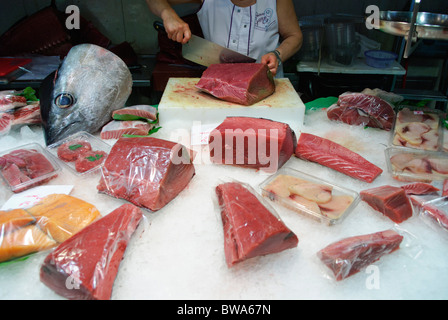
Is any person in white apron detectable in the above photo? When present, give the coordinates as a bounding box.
[147,0,303,78]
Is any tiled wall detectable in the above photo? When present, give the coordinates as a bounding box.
[1,0,446,55]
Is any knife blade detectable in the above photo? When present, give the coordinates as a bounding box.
[153,21,256,67]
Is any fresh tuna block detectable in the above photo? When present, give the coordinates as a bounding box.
[215,182,298,267]
[112,105,158,121]
[295,133,383,183]
[327,93,395,131]
[317,229,403,281]
[209,117,296,173]
[57,139,92,162]
[360,185,413,223]
[100,120,154,140]
[40,204,143,300]
[97,137,195,211]
[74,150,108,173]
[195,63,275,105]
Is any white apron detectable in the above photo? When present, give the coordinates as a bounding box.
[197,0,283,77]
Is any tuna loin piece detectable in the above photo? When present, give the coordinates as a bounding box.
[40,204,143,300]
[209,117,296,172]
[195,63,275,105]
[100,120,153,139]
[294,133,383,183]
[97,137,195,211]
[215,182,298,267]
[317,229,403,281]
[360,185,413,223]
[327,93,395,131]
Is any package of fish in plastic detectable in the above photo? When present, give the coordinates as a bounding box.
[214,179,299,267]
[386,146,448,182]
[316,226,421,281]
[97,136,195,211]
[260,167,360,225]
[390,107,443,152]
[39,203,146,300]
[416,196,448,237]
[46,131,111,176]
[0,194,101,264]
[0,143,61,193]
[326,91,396,131]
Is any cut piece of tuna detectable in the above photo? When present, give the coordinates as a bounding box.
[100,120,154,139]
[74,150,108,173]
[360,185,413,223]
[327,93,395,131]
[195,63,275,105]
[97,137,195,211]
[317,229,403,281]
[39,204,143,300]
[400,182,439,195]
[215,182,298,267]
[209,117,296,172]
[294,133,383,183]
[112,105,157,121]
[57,139,92,162]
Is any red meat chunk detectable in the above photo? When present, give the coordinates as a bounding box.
[39,204,143,300]
[195,63,275,105]
[97,137,195,211]
[75,150,108,173]
[216,182,298,267]
[317,229,403,281]
[360,185,413,223]
[209,117,296,173]
[57,139,92,162]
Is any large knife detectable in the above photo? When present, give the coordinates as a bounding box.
[154,21,256,67]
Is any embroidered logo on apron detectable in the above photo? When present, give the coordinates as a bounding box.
[255,8,276,31]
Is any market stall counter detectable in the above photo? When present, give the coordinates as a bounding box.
[0,86,448,300]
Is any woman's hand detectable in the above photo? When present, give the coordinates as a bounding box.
[261,52,280,76]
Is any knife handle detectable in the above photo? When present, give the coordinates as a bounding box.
[153,21,166,32]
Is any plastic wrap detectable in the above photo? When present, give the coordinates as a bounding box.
[391,107,443,151]
[386,146,448,182]
[40,203,144,300]
[97,136,195,211]
[326,92,396,131]
[317,229,404,281]
[215,180,298,267]
[0,143,60,193]
[260,167,359,225]
[46,131,111,176]
[0,194,100,264]
[417,197,448,236]
[360,185,413,223]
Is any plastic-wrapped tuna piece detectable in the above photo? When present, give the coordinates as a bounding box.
[317,229,403,281]
[215,181,298,267]
[97,137,195,211]
[209,116,296,173]
[195,63,275,105]
[40,204,143,300]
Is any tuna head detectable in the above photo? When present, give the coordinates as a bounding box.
[40,44,132,145]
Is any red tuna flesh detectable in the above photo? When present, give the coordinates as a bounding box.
[100,120,153,140]
[97,137,195,211]
[40,204,143,300]
[112,105,157,121]
[327,93,395,131]
[294,133,383,183]
[215,182,298,267]
[317,229,403,281]
[361,185,413,223]
[195,63,275,105]
[57,139,92,162]
[400,182,439,195]
[209,117,296,173]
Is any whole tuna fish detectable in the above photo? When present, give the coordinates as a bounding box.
[40,44,132,145]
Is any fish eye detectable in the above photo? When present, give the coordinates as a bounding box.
[55,93,75,109]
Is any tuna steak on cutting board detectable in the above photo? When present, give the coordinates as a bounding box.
[209,116,296,172]
[317,229,403,281]
[360,185,413,223]
[157,77,305,135]
[97,137,195,211]
[294,133,383,183]
[215,182,298,267]
[40,204,143,300]
[195,63,275,106]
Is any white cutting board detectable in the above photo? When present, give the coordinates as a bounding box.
[157,77,305,135]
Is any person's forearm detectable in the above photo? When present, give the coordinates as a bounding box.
[146,0,175,19]
[276,33,303,63]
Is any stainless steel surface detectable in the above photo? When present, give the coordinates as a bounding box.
[182,34,256,67]
[379,11,448,40]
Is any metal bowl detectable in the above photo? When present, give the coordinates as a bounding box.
[379,11,448,40]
